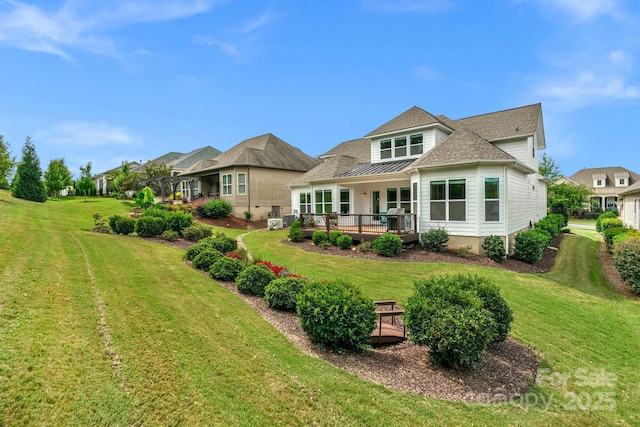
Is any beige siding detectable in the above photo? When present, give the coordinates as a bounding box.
[621,194,640,229]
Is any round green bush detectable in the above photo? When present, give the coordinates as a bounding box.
[236,264,277,297]
[185,239,215,261]
[192,248,224,271]
[108,214,136,235]
[210,257,246,282]
[596,211,618,232]
[182,223,213,242]
[161,230,179,241]
[264,277,307,311]
[209,235,238,254]
[550,201,569,226]
[311,230,328,246]
[481,235,506,263]
[296,280,376,351]
[329,230,343,246]
[613,237,640,296]
[202,199,232,219]
[336,234,353,250]
[372,233,403,257]
[513,229,549,264]
[288,220,306,242]
[141,206,168,219]
[165,210,193,234]
[135,216,165,237]
[420,226,449,252]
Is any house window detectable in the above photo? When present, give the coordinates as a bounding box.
[387,188,397,210]
[300,192,311,214]
[410,134,423,155]
[619,178,626,186]
[484,177,500,222]
[400,187,411,212]
[181,180,199,199]
[380,139,392,160]
[222,174,232,196]
[340,189,350,214]
[596,179,603,187]
[315,190,332,213]
[237,173,246,195]
[395,137,407,157]
[430,179,466,221]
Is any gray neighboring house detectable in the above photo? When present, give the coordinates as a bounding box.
[93,161,140,196]
[179,133,321,220]
[619,181,640,230]
[290,103,548,254]
[568,167,640,211]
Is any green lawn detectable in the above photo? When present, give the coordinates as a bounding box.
[1,191,638,426]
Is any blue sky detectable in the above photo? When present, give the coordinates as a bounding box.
[1,0,639,179]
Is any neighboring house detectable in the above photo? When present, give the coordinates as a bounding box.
[568,167,640,211]
[619,182,640,230]
[179,133,321,220]
[290,103,548,254]
[92,161,140,196]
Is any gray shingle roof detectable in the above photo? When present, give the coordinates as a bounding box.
[365,106,452,137]
[180,133,321,176]
[411,129,516,168]
[321,138,371,163]
[170,146,222,170]
[620,180,640,196]
[569,167,640,191]
[453,103,541,141]
[338,159,415,177]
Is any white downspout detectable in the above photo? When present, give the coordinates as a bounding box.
[504,165,510,256]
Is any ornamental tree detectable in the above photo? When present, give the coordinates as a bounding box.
[44,158,73,198]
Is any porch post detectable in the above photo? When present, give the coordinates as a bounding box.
[357,214,362,234]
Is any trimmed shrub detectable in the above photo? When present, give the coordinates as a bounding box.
[161,230,179,241]
[420,226,449,252]
[600,217,623,231]
[405,275,498,368]
[165,211,193,234]
[210,257,246,282]
[264,277,307,311]
[513,229,548,264]
[613,229,640,246]
[192,248,224,271]
[596,211,618,232]
[185,239,213,261]
[108,214,136,235]
[550,201,570,227]
[372,233,403,257]
[336,234,353,250]
[603,226,625,253]
[141,206,167,219]
[182,223,213,242]
[312,230,328,246]
[209,235,238,254]
[202,199,232,219]
[357,241,373,252]
[482,235,506,263]
[613,238,640,296]
[296,280,376,351]
[329,230,343,246]
[288,220,306,242]
[135,216,165,237]
[236,264,277,297]
[457,246,472,259]
[534,214,565,239]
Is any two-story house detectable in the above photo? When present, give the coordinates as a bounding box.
[568,167,640,211]
[290,103,547,254]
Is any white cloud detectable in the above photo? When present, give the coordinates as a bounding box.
[37,121,139,147]
[360,0,454,13]
[537,0,622,20]
[0,0,222,59]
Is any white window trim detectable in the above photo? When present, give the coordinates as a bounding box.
[484,177,501,222]
[379,133,424,161]
[237,172,246,195]
[222,173,233,196]
[429,178,467,222]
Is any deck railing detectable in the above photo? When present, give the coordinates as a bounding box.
[299,213,417,236]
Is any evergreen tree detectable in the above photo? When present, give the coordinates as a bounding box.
[44,158,73,198]
[11,137,47,202]
[0,135,16,190]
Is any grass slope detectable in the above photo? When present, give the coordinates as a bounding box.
[1,192,638,425]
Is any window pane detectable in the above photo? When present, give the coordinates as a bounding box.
[412,182,418,201]
[324,190,332,202]
[340,204,349,214]
[387,188,397,202]
[315,203,323,213]
[449,179,465,200]
[300,193,306,203]
[485,178,499,199]
[400,187,410,202]
[340,189,349,202]
[395,137,407,157]
[380,139,391,149]
[410,134,423,155]
[430,201,446,220]
[449,201,466,221]
[380,139,392,159]
[400,202,411,213]
[485,200,499,221]
[430,181,445,200]
[315,190,323,202]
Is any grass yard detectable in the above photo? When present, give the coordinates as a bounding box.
[1,192,638,426]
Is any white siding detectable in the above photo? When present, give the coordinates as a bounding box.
[435,128,449,145]
[506,169,544,234]
[493,138,538,172]
[423,129,437,153]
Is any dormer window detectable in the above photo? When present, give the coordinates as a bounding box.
[379,133,424,161]
[614,172,630,187]
[593,173,607,188]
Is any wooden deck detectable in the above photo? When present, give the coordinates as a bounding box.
[299,213,419,243]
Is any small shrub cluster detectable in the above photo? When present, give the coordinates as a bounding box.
[202,199,232,219]
[264,277,307,311]
[420,226,449,252]
[356,241,373,252]
[108,214,136,235]
[185,233,236,261]
[513,229,549,264]
[135,216,165,237]
[533,214,565,238]
[236,264,277,297]
[329,230,343,246]
[192,248,224,271]
[405,274,512,368]
[372,233,403,257]
[296,280,377,351]
[336,234,353,250]
[92,213,111,233]
[596,211,618,232]
[550,201,569,227]
[164,211,193,235]
[182,223,213,242]
[312,230,328,246]
[210,256,246,281]
[288,220,306,242]
[457,246,472,259]
[161,230,179,241]
[613,238,640,296]
[482,235,505,263]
